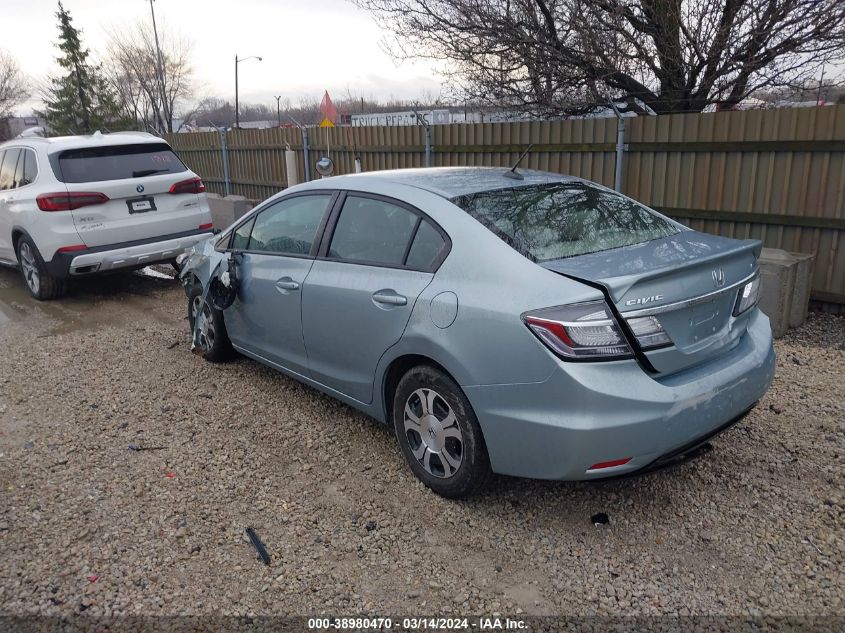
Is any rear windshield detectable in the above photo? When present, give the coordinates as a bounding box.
[54,143,187,183]
[451,182,679,261]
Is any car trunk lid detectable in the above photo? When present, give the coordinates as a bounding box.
[542,231,761,375]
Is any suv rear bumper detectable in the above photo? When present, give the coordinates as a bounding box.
[45,229,214,278]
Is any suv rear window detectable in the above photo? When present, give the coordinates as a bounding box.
[451,183,679,261]
[54,143,188,183]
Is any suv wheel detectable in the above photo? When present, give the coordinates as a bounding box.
[187,284,234,362]
[16,236,67,300]
[392,365,491,498]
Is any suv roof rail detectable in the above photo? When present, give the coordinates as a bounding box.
[108,130,159,139]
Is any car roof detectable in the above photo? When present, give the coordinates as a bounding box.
[0,131,166,154]
[310,167,582,199]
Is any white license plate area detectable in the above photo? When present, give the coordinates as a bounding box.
[126,196,157,214]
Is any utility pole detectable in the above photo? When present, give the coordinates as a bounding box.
[817,66,826,106]
[147,0,167,133]
[275,95,282,127]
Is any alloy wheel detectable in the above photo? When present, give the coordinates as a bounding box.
[191,296,215,352]
[19,242,40,296]
[403,388,464,478]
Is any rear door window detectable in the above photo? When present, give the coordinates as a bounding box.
[452,183,679,261]
[13,150,25,188]
[0,149,21,190]
[21,149,37,186]
[328,196,419,265]
[405,220,445,270]
[55,143,188,183]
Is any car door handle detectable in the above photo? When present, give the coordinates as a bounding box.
[372,290,407,306]
[276,277,300,291]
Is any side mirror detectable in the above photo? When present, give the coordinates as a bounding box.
[315,157,334,178]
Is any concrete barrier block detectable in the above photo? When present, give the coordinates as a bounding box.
[204,194,255,230]
[225,195,254,220]
[205,193,235,231]
[758,248,814,338]
[788,252,814,328]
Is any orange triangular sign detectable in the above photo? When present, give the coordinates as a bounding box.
[320,118,335,128]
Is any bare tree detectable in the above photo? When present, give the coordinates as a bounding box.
[104,20,194,133]
[354,0,845,114]
[0,50,29,117]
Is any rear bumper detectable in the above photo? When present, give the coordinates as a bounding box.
[463,309,776,480]
[45,229,214,278]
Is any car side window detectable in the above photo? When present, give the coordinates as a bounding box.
[231,217,255,251]
[13,151,25,188]
[0,149,21,191]
[20,149,37,187]
[246,194,331,255]
[328,196,419,265]
[406,220,446,270]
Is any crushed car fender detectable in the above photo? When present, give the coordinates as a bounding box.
[179,239,242,350]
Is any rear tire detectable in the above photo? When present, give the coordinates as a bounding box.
[392,365,491,499]
[187,284,234,362]
[16,235,67,300]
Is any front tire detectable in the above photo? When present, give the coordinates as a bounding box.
[16,236,67,300]
[187,284,234,362]
[393,365,491,498]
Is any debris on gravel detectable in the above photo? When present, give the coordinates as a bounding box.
[0,269,843,619]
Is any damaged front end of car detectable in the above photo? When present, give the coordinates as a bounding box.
[178,237,242,351]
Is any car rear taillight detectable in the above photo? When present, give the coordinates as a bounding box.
[37,192,109,211]
[625,315,673,350]
[522,301,634,360]
[198,222,214,231]
[733,274,761,316]
[169,177,205,195]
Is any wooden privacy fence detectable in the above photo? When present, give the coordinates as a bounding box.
[165,105,845,306]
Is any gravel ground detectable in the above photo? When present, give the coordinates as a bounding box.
[0,267,843,621]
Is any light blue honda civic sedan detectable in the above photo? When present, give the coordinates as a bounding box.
[181,167,775,498]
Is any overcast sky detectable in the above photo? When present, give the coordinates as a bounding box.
[5,0,444,115]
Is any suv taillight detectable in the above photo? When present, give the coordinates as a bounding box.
[169,177,205,195]
[522,300,634,360]
[37,192,109,211]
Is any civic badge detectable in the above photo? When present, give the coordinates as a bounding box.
[711,268,726,288]
[136,184,145,193]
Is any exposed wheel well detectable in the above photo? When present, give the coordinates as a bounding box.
[382,354,455,423]
[11,229,24,257]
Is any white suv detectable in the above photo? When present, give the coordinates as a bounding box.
[0,131,214,299]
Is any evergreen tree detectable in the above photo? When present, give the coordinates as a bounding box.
[38,2,130,135]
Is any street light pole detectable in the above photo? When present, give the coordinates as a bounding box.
[234,55,262,130]
[147,0,167,133]
[275,96,282,127]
